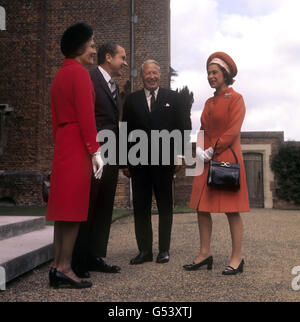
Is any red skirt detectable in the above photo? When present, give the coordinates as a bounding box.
[46,123,92,222]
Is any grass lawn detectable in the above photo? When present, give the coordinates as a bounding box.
[0,206,47,217]
[0,205,194,226]
[0,206,132,225]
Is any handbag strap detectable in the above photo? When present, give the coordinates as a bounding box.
[212,139,238,164]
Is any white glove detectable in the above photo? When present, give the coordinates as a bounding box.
[196,146,214,163]
[92,151,104,179]
[204,147,214,161]
[175,155,185,165]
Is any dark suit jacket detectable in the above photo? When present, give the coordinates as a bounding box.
[89,68,121,136]
[122,87,191,166]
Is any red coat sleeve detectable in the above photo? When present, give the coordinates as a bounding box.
[72,68,100,155]
[216,94,246,155]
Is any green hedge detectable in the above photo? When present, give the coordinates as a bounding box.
[271,142,300,205]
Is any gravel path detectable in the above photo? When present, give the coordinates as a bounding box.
[1,209,300,302]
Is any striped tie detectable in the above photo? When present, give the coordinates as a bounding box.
[109,79,117,102]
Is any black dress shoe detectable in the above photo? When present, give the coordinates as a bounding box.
[183,256,213,271]
[49,267,57,286]
[50,270,92,289]
[130,251,153,265]
[222,259,244,275]
[72,265,91,279]
[87,257,121,273]
[156,251,170,264]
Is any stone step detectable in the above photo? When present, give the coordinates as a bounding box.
[0,226,53,284]
[0,216,46,241]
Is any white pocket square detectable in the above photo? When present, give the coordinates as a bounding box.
[164,103,171,108]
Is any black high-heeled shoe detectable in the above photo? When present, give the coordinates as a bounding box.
[183,256,213,271]
[222,259,244,275]
[49,267,57,287]
[50,270,92,289]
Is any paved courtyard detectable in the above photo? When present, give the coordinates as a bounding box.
[1,208,300,302]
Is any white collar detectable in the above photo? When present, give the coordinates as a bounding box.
[144,87,159,98]
[98,65,112,84]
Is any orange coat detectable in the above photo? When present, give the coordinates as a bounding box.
[189,87,249,213]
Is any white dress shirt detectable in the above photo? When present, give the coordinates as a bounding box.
[98,66,114,92]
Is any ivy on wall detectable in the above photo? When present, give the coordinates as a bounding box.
[271,142,300,205]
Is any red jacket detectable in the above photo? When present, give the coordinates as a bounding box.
[46,59,100,222]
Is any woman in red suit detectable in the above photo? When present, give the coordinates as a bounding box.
[184,52,249,275]
[46,23,103,288]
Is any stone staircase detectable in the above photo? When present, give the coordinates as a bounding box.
[0,216,53,288]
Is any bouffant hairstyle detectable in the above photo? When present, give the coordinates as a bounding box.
[218,65,234,86]
[60,22,93,58]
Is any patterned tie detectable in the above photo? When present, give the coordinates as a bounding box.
[109,79,117,102]
[150,90,155,112]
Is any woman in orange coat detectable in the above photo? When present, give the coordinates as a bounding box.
[184,52,249,275]
[46,23,103,288]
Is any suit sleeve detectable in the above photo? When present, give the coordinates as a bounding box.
[215,94,246,155]
[73,68,100,155]
[119,95,130,168]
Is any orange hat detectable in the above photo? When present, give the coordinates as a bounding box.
[207,52,238,78]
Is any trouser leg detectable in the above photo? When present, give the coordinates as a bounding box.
[152,166,174,252]
[130,166,153,252]
[88,165,119,258]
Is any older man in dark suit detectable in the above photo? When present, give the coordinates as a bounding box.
[122,60,191,265]
[72,43,128,277]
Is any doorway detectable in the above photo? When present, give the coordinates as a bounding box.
[243,153,264,208]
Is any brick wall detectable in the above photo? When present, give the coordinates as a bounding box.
[0,0,170,206]
[2,2,296,210]
[0,1,46,172]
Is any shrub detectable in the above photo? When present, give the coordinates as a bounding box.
[271,142,300,205]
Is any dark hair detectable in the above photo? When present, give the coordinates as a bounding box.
[60,22,93,58]
[219,65,234,86]
[97,42,118,65]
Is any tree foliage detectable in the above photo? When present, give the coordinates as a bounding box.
[271,142,300,205]
[169,66,178,84]
[176,86,194,130]
[176,86,194,112]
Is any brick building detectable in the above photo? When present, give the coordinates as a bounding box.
[0,2,297,210]
[173,131,300,210]
[0,0,170,206]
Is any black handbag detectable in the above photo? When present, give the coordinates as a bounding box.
[207,141,240,190]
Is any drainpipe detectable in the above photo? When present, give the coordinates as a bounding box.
[129,0,138,208]
[0,104,14,156]
[130,0,137,93]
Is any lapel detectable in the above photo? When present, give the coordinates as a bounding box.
[152,87,167,112]
[115,84,121,111]
[94,68,120,111]
[138,89,151,116]
[139,87,167,114]
[149,87,168,113]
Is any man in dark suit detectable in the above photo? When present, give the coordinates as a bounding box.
[72,43,128,277]
[122,60,191,265]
